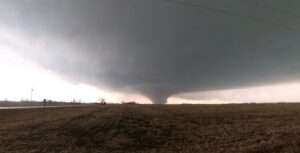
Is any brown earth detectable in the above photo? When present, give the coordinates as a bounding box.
[1,104,300,153]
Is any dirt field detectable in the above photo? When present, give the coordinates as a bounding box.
[1,104,300,153]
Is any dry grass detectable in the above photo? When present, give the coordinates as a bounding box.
[1,104,300,153]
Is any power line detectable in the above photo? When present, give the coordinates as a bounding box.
[158,0,299,32]
[241,0,300,19]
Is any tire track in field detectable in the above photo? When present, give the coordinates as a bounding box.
[60,105,126,148]
[97,106,124,131]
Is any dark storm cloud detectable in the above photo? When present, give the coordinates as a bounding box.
[1,0,300,103]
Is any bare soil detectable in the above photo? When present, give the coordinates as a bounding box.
[1,104,300,153]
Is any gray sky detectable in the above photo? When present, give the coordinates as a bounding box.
[1,0,300,103]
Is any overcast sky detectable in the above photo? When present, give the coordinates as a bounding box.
[1,0,300,104]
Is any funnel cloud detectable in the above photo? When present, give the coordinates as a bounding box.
[1,0,300,103]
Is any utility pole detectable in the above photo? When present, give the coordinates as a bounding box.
[30,86,34,102]
[43,99,46,114]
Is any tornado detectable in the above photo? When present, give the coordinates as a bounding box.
[2,0,300,103]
